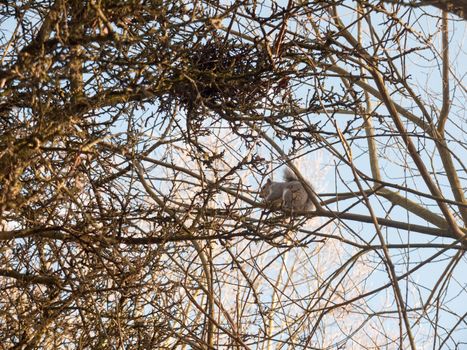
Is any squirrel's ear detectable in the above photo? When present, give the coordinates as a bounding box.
[266,178,272,184]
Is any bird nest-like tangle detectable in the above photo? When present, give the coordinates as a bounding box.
[166,38,273,114]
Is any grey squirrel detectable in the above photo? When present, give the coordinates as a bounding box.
[259,169,315,212]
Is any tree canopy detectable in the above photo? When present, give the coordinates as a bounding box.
[0,1,466,349]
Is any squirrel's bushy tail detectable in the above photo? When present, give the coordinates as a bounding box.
[283,168,299,182]
[281,167,316,211]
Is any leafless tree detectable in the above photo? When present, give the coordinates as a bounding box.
[0,1,465,349]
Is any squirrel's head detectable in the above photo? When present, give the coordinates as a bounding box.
[259,178,272,198]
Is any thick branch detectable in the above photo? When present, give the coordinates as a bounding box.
[0,269,62,287]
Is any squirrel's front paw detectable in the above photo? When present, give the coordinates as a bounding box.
[264,199,282,210]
